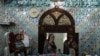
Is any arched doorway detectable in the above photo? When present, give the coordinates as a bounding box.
[38,7,78,55]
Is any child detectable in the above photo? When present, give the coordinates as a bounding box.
[14,34,26,56]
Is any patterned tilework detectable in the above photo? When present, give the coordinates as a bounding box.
[5,0,100,7]
[0,0,99,56]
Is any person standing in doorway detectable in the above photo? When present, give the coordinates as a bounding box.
[63,35,75,56]
[43,34,57,54]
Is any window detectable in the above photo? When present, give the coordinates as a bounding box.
[58,15,71,25]
[42,15,55,25]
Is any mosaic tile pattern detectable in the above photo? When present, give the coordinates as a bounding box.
[4,0,100,7]
[0,0,100,56]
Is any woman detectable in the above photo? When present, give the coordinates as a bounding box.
[63,36,76,56]
[43,34,57,54]
[9,32,16,53]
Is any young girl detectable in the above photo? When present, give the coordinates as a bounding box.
[14,34,26,56]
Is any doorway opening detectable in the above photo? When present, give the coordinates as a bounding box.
[38,7,78,56]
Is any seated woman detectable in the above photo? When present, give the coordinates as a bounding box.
[14,34,27,56]
[43,34,57,54]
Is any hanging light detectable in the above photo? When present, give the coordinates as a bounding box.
[57,1,62,6]
[50,0,64,7]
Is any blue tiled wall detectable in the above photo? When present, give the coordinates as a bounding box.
[0,0,100,56]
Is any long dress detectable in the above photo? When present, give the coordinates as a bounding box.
[43,40,57,54]
[63,40,69,54]
[9,32,16,53]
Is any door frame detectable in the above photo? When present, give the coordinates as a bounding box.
[38,7,78,56]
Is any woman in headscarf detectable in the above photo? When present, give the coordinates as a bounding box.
[43,34,57,54]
